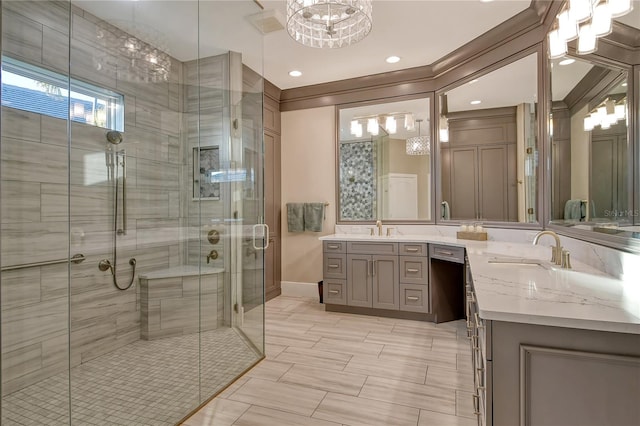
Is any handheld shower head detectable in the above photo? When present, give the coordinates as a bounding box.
[106,130,123,145]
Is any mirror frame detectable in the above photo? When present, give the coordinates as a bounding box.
[335,92,436,224]
[434,44,545,230]
[545,53,640,254]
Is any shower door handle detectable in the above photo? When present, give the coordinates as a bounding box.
[252,224,270,250]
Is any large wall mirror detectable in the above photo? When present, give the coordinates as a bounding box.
[337,97,432,222]
[549,55,636,235]
[438,52,539,224]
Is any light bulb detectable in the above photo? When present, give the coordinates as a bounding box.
[404,114,415,131]
[354,122,363,138]
[591,0,612,37]
[385,116,396,134]
[584,116,594,131]
[367,118,379,135]
[614,103,626,120]
[569,0,592,22]
[548,29,568,58]
[577,23,597,54]
[439,127,449,143]
[558,9,578,41]
[609,0,633,17]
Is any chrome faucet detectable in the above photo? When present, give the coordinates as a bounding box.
[376,220,383,236]
[532,230,563,266]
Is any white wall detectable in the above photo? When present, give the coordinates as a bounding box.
[281,106,336,284]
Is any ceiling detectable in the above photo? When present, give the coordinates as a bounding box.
[74,0,639,98]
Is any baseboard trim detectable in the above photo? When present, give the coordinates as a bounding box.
[281,281,320,299]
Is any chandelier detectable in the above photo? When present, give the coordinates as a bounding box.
[286,0,373,49]
[406,119,430,156]
[548,0,633,58]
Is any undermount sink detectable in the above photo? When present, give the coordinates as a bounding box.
[487,256,550,268]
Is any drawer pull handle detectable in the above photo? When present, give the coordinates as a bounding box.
[436,249,454,256]
[474,312,485,329]
[327,244,339,249]
[328,264,339,269]
[328,290,339,295]
[472,394,481,415]
[405,247,419,252]
[406,268,419,273]
[407,296,420,301]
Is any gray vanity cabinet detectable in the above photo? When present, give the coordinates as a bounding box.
[346,242,399,310]
[465,258,640,426]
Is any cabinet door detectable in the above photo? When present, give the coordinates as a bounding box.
[347,254,372,308]
[372,255,399,310]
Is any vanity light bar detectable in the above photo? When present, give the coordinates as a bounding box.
[349,112,416,137]
[548,0,633,58]
[584,98,627,131]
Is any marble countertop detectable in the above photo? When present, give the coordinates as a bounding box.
[320,234,640,334]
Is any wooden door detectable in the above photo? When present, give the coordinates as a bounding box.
[479,145,509,221]
[450,147,478,220]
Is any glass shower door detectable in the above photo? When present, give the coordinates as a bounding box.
[1,1,264,425]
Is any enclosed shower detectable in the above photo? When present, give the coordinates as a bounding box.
[0,1,266,424]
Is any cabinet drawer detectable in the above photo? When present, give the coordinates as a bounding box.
[430,244,465,263]
[323,241,346,253]
[399,284,430,313]
[399,256,428,285]
[323,279,346,305]
[399,243,428,256]
[323,253,346,279]
[347,241,398,255]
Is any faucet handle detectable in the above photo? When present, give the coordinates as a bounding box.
[561,250,572,269]
[370,228,375,236]
[386,227,394,237]
[550,246,558,264]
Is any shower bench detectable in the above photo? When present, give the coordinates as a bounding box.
[139,266,224,340]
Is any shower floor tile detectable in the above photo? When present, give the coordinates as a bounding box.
[2,328,260,426]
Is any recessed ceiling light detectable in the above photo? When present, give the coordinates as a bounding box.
[559,58,575,66]
[480,0,494,3]
[288,70,302,77]
[386,56,400,64]
[470,100,482,105]
[468,79,479,84]
[622,82,628,87]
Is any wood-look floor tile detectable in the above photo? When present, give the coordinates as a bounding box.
[274,346,352,371]
[266,332,320,349]
[456,353,473,373]
[455,390,477,419]
[306,324,369,341]
[312,392,420,426]
[335,317,396,333]
[233,405,342,426]
[182,398,249,426]
[312,337,383,357]
[379,345,457,369]
[365,331,433,348]
[227,378,326,417]
[432,337,472,353]
[344,354,427,384]
[279,364,367,396]
[217,376,249,399]
[246,359,293,381]
[418,409,477,426]
[425,366,474,391]
[265,344,287,359]
[287,312,342,325]
[359,376,456,415]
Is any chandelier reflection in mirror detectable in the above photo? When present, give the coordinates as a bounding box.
[286,0,373,48]
[406,119,430,156]
[95,21,171,83]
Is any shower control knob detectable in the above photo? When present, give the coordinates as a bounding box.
[98,259,112,272]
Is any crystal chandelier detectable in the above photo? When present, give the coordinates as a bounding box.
[286,0,373,49]
[406,119,430,156]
